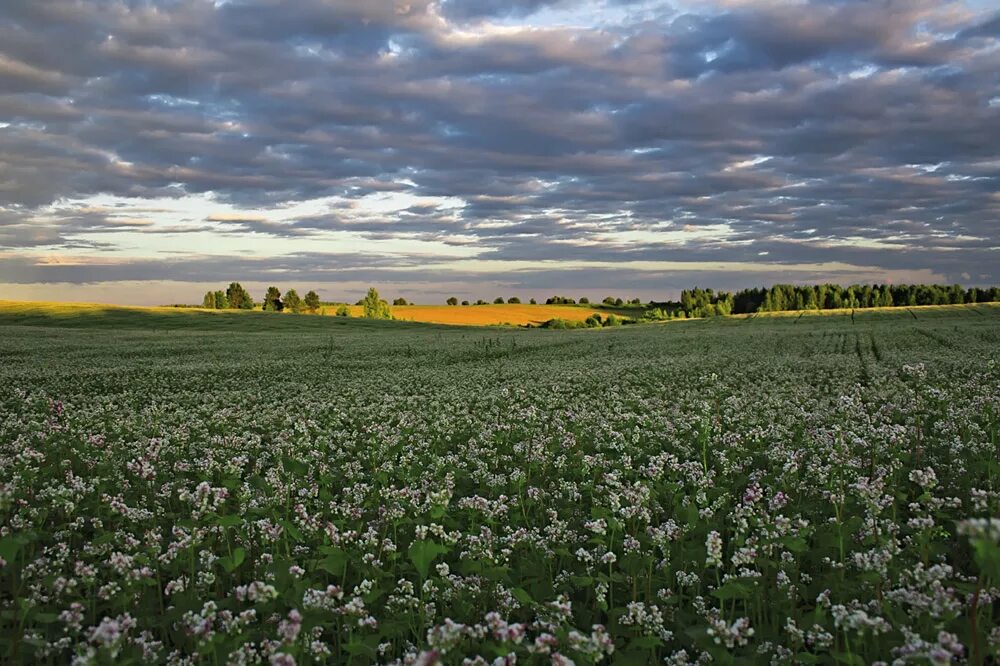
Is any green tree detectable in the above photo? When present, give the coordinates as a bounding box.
[335,304,350,317]
[393,297,409,306]
[493,297,505,304]
[461,300,470,306]
[508,297,521,304]
[202,291,215,309]
[304,290,320,313]
[446,297,459,306]
[213,290,228,310]
[579,297,590,304]
[226,282,253,309]
[362,287,392,319]
[284,289,304,313]
[529,298,537,304]
[263,286,283,312]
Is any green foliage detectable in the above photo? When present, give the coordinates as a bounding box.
[362,287,392,319]
[226,281,254,309]
[408,540,449,581]
[446,297,459,306]
[283,289,304,313]
[393,298,409,306]
[263,286,283,312]
[507,297,521,304]
[201,291,215,309]
[2,307,999,663]
[335,304,351,317]
[493,297,505,304]
[304,290,321,313]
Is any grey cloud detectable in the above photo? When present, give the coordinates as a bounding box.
[0,0,997,291]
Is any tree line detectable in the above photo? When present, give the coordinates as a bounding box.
[675,283,1000,318]
[198,282,1000,321]
[201,282,321,313]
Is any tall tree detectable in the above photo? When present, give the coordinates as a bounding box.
[226,282,253,309]
[213,290,228,309]
[202,291,215,309]
[262,286,283,312]
[284,289,304,313]
[304,290,320,313]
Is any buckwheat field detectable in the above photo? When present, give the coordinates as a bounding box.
[2,306,999,665]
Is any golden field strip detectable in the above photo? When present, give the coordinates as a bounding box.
[0,299,995,329]
[328,303,627,326]
[0,300,627,328]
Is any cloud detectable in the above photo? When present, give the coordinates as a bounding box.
[0,0,997,300]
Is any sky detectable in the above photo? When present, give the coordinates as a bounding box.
[0,0,998,305]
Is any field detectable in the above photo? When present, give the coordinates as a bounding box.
[1,303,999,664]
[330,304,633,327]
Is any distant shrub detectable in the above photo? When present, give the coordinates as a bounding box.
[579,297,590,304]
[393,298,409,306]
[642,308,671,321]
[362,288,392,319]
[494,297,505,304]
[461,300,470,306]
[508,297,521,304]
[446,297,458,306]
[604,314,622,327]
[335,304,350,317]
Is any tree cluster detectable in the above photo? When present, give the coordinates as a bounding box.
[539,313,625,329]
[201,283,321,313]
[679,283,1000,318]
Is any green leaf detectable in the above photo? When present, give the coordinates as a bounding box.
[711,580,752,601]
[512,587,534,606]
[615,649,655,666]
[319,548,348,576]
[220,547,246,573]
[0,535,26,562]
[281,455,310,475]
[408,539,449,580]
[215,514,242,528]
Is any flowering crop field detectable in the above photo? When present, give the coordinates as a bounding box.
[1,304,999,665]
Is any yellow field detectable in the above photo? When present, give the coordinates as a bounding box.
[331,303,626,326]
